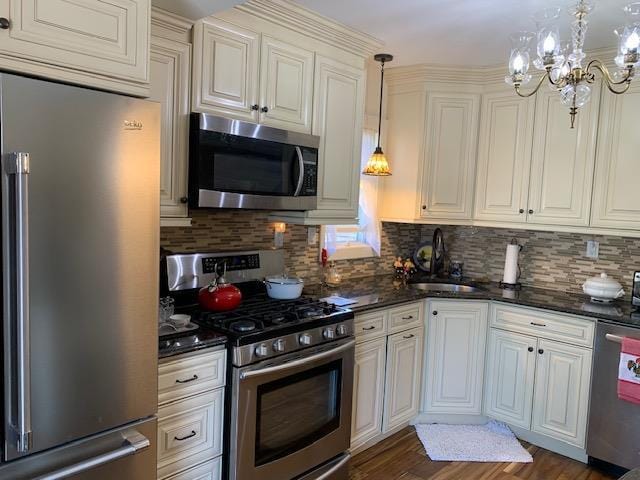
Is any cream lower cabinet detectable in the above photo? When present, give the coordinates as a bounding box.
[192,17,314,134]
[422,300,488,415]
[0,0,150,95]
[484,305,593,449]
[351,302,424,452]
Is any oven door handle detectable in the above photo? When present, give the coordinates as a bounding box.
[293,146,305,197]
[240,339,355,380]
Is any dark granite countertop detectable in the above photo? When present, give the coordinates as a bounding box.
[158,326,227,359]
[304,275,640,328]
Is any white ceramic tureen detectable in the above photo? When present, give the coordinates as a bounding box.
[582,273,625,303]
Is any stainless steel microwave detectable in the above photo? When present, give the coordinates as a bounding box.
[189,113,320,210]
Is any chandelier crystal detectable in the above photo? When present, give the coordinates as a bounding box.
[505,0,638,128]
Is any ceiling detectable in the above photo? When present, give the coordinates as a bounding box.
[295,0,632,67]
[152,0,244,20]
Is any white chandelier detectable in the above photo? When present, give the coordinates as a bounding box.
[505,0,639,127]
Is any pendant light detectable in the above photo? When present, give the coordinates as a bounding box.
[363,53,393,176]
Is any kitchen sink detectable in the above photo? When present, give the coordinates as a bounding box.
[408,282,485,293]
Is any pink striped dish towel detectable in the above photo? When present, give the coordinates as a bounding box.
[618,337,640,404]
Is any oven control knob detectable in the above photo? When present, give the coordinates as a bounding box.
[254,343,269,357]
[273,338,286,352]
[299,333,312,346]
[323,328,336,340]
[336,324,347,336]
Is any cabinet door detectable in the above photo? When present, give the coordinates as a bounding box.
[423,301,488,414]
[591,81,640,230]
[150,36,191,220]
[484,329,537,429]
[308,55,364,221]
[531,339,592,447]
[527,85,600,226]
[383,327,424,432]
[0,0,149,83]
[192,17,259,122]
[420,92,480,220]
[474,92,535,222]
[258,35,314,133]
[351,337,386,450]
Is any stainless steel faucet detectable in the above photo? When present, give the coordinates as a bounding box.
[430,228,446,277]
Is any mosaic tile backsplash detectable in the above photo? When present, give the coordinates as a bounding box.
[160,210,640,296]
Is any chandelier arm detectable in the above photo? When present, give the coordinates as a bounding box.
[514,72,549,98]
[586,60,633,86]
[603,80,632,95]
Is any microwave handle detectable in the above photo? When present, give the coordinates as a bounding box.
[293,146,304,197]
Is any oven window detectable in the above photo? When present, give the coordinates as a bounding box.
[255,360,342,466]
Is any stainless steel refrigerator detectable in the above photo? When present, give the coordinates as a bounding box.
[0,74,160,479]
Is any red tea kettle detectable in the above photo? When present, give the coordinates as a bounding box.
[198,263,242,312]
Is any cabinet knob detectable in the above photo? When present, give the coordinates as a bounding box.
[422,205,427,210]
[251,104,259,111]
[179,196,188,204]
[519,209,525,214]
[261,106,269,113]
[528,346,534,352]
[538,348,544,355]
[0,17,10,29]
[528,209,534,214]
[432,310,438,316]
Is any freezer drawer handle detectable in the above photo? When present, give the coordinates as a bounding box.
[3,152,32,454]
[175,374,198,384]
[315,453,351,480]
[174,430,197,441]
[605,334,624,344]
[34,430,150,480]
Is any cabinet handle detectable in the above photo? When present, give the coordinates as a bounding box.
[362,326,376,331]
[174,430,196,441]
[0,18,10,29]
[528,209,534,214]
[530,322,546,327]
[538,348,544,355]
[403,334,415,339]
[519,208,525,214]
[251,104,259,111]
[528,346,534,352]
[401,316,414,320]
[179,196,188,204]
[432,311,438,316]
[175,374,198,384]
[261,106,269,113]
[422,205,427,210]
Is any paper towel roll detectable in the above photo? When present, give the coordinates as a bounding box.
[502,243,520,284]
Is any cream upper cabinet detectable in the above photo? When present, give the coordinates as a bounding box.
[531,339,592,448]
[423,300,488,415]
[351,337,386,451]
[383,327,424,432]
[150,32,191,222]
[484,328,537,429]
[474,91,535,223]
[420,92,480,220]
[258,35,314,133]
[527,85,600,227]
[0,0,150,95]
[591,81,640,230]
[306,55,364,221]
[192,17,260,122]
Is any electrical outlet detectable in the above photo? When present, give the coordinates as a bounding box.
[586,240,599,259]
[307,227,318,245]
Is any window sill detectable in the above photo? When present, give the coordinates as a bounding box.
[329,243,379,261]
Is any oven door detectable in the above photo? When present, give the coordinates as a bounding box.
[230,338,354,480]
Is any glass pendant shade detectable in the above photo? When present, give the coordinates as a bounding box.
[617,4,640,66]
[363,147,391,176]
[505,32,533,85]
[534,7,563,69]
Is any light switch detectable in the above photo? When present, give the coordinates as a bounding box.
[586,240,599,259]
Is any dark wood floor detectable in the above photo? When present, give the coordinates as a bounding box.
[349,427,618,480]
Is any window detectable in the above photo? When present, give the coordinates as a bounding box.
[321,129,381,260]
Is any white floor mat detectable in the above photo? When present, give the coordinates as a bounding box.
[414,421,533,463]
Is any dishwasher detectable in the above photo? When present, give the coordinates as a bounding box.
[587,320,640,471]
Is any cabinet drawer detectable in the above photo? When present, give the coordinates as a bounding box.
[388,302,423,333]
[490,304,595,348]
[159,349,226,406]
[158,389,224,479]
[164,458,221,480]
[354,310,388,342]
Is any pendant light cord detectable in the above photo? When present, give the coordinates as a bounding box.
[377,59,385,149]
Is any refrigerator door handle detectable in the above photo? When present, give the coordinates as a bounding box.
[3,152,32,454]
[34,430,150,480]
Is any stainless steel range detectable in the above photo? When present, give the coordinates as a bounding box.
[165,250,354,480]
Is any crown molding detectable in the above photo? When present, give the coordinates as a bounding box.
[151,7,193,34]
[235,0,384,58]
